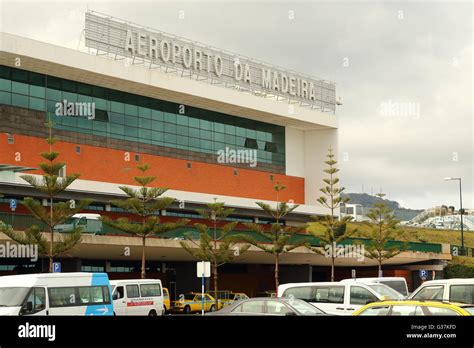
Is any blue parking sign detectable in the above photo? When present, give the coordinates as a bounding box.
[419,270,427,279]
[53,262,61,273]
[9,199,17,211]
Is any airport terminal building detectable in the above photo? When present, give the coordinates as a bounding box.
[0,12,450,296]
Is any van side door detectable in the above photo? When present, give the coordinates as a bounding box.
[313,285,346,315]
[348,285,379,314]
[112,286,126,315]
[21,287,48,316]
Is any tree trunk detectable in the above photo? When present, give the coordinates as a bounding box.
[331,255,335,282]
[49,226,53,273]
[274,254,279,290]
[378,260,382,276]
[213,261,218,309]
[141,235,146,279]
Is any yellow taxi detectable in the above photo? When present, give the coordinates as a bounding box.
[218,292,249,307]
[163,288,170,314]
[353,300,474,316]
[171,292,221,314]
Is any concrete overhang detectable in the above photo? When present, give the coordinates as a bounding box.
[0,233,452,266]
[0,32,337,131]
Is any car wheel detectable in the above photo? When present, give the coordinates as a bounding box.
[183,306,191,314]
[148,310,157,316]
[210,305,216,312]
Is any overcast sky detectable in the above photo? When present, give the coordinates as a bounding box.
[1,0,472,210]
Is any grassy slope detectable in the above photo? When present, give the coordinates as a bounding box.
[307,222,474,248]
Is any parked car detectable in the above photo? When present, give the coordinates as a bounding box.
[341,277,409,297]
[278,281,404,315]
[110,279,164,316]
[207,297,327,316]
[409,278,474,304]
[353,300,474,316]
[163,287,170,314]
[171,292,221,314]
[213,291,249,307]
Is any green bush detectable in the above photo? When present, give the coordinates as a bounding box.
[444,263,474,278]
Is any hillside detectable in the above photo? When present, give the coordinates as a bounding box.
[342,193,423,221]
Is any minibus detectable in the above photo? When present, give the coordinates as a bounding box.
[0,272,114,316]
[110,279,164,316]
[54,214,103,234]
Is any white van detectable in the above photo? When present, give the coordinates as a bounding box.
[278,281,404,315]
[0,272,113,316]
[110,279,164,316]
[54,214,103,234]
[409,278,474,304]
[341,277,409,297]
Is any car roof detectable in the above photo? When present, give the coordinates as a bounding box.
[417,278,474,284]
[362,300,466,307]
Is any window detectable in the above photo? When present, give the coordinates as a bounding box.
[282,287,314,302]
[412,286,444,301]
[76,146,81,154]
[314,286,345,304]
[78,286,109,305]
[135,154,140,162]
[140,284,162,297]
[126,285,140,298]
[7,133,14,144]
[266,301,292,315]
[49,287,77,307]
[241,300,265,314]
[358,305,390,316]
[113,287,123,301]
[389,305,421,316]
[244,138,258,149]
[424,306,460,316]
[23,287,46,314]
[187,162,192,169]
[58,165,66,178]
[350,286,378,305]
[449,285,474,304]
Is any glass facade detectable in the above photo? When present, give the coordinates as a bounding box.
[0,65,285,166]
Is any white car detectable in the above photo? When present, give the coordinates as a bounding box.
[110,279,164,316]
[340,277,409,297]
[277,281,404,315]
[409,278,474,304]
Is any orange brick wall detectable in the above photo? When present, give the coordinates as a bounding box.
[0,134,305,203]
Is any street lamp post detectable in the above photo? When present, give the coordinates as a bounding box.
[444,177,464,255]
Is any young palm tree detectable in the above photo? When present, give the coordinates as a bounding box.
[104,163,188,279]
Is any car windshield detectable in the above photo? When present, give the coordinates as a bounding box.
[368,284,404,299]
[379,281,408,296]
[0,287,30,307]
[284,299,325,315]
[183,294,196,300]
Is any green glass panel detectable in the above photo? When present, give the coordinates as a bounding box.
[125,127,138,137]
[62,91,77,102]
[138,107,151,119]
[164,133,177,144]
[164,112,176,123]
[189,128,199,138]
[139,118,151,129]
[124,115,138,127]
[164,123,176,133]
[111,101,124,113]
[46,88,62,101]
[125,104,138,116]
[29,97,45,111]
[177,115,188,126]
[151,109,163,121]
[30,85,45,98]
[0,91,11,104]
[0,78,11,92]
[12,82,28,95]
[138,128,152,140]
[189,117,199,128]
[11,93,28,108]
